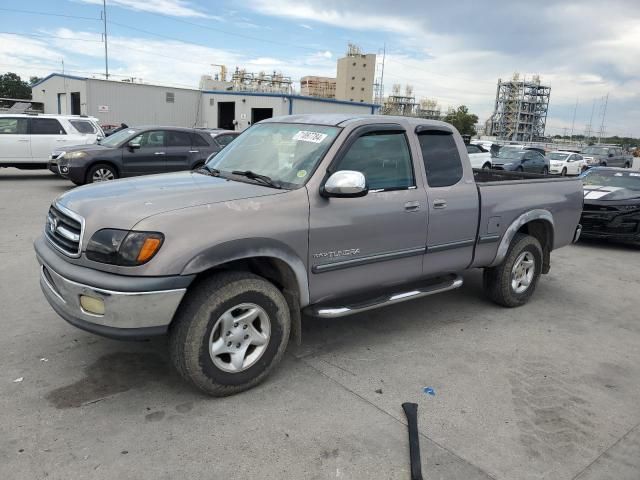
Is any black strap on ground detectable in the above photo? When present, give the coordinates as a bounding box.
[402,402,424,480]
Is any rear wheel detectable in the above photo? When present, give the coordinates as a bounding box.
[600,161,607,167]
[542,167,549,175]
[624,162,631,169]
[86,163,117,184]
[483,233,543,307]
[482,162,491,170]
[169,271,291,396]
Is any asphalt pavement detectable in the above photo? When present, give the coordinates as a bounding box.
[1,170,639,479]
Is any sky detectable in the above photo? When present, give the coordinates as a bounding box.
[0,0,639,137]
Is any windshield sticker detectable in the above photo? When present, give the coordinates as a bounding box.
[297,169,308,178]
[293,131,328,143]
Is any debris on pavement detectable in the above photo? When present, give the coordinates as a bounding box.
[423,387,435,396]
[13,377,24,383]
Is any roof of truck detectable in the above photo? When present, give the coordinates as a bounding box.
[263,114,454,130]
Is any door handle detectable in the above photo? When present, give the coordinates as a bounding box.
[189,150,199,153]
[404,201,421,212]
[154,152,166,155]
[433,199,447,209]
[17,139,29,142]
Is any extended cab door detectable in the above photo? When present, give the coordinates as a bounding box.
[0,117,30,162]
[308,125,428,302]
[416,128,479,275]
[122,130,167,176]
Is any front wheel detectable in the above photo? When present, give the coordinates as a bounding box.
[482,162,491,170]
[542,167,549,175]
[561,167,567,176]
[169,271,291,396]
[483,233,543,307]
[86,163,118,184]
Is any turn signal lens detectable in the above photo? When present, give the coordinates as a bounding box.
[137,237,162,263]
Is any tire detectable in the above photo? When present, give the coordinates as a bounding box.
[192,162,204,171]
[482,233,543,308]
[624,162,631,169]
[86,163,118,184]
[600,161,607,167]
[542,167,549,175]
[482,162,491,170]
[516,166,524,172]
[169,271,291,396]
[561,167,567,176]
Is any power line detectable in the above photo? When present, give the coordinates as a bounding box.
[0,7,99,21]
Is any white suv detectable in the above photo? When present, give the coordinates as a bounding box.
[0,114,104,169]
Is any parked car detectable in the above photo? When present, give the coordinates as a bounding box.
[579,167,640,244]
[35,114,582,396]
[581,145,632,168]
[465,143,492,169]
[49,126,238,185]
[492,147,550,174]
[0,114,103,170]
[546,151,587,175]
[471,140,495,152]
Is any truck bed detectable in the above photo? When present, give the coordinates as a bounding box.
[471,170,583,268]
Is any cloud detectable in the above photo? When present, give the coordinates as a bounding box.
[77,0,212,18]
[246,0,640,136]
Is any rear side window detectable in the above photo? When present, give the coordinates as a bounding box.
[0,117,28,134]
[466,144,481,154]
[69,120,97,134]
[337,131,414,190]
[215,134,236,147]
[166,130,191,147]
[418,131,463,187]
[31,118,66,135]
[191,133,210,147]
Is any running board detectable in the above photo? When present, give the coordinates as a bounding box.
[305,274,463,318]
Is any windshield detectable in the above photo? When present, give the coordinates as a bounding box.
[209,123,340,188]
[99,128,139,147]
[549,153,570,161]
[497,148,525,160]
[582,170,640,192]
[582,146,608,155]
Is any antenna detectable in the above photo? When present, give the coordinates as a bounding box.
[598,93,609,144]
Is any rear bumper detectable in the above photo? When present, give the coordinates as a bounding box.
[35,236,193,339]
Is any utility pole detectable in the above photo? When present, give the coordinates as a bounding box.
[102,0,109,79]
[376,43,386,106]
[598,93,609,144]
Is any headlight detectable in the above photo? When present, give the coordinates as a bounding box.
[86,229,164,266]
[64,151,89,161]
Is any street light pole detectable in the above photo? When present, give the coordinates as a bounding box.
[103,0,109,79]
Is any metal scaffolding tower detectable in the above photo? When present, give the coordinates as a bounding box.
[489,73,551,142]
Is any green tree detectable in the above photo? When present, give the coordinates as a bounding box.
[29,76,43,85]
[443,105,478,136]
[0,72,32,99]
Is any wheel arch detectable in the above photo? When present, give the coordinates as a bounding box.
[489,209,554,272]
[180,238,309,344]
[87,159,121,177]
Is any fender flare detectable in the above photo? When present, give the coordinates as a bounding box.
[489,209,554,267]
[181,238,310,306]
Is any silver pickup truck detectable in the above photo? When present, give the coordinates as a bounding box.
[35,114,583,396]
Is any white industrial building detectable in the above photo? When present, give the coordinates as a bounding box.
[31,74,378,130]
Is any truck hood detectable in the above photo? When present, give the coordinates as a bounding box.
[56,171,283,231]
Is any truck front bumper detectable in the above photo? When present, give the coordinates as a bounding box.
[35,236,192,340]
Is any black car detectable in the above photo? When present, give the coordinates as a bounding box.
[580,167,640,244]
[491,147,549,174]
[50,126,239,185]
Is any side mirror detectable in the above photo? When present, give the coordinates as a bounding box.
[321,170,368,198]
[128,141,141,150]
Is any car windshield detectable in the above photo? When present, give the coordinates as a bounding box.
[582,170,640,192]
[582,146,608,155]
[549,153,570,160]
[209,123,340,188]
[99,128,139,147]
[497,148,525,160]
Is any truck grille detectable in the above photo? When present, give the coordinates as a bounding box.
[45,204,84,257]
